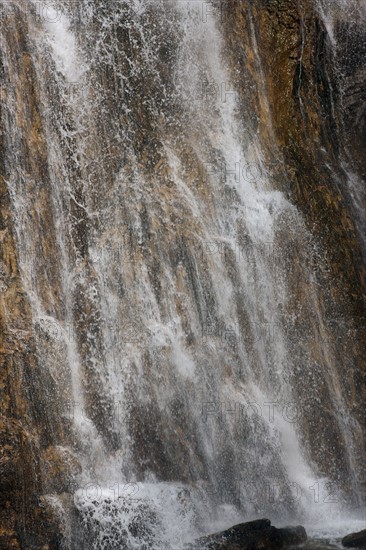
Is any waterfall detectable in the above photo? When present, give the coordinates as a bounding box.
[316,0,366,253]
[0,1,364,548]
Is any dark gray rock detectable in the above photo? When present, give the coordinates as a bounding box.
[189,519,307,550]
[278,526,307,546]
[342,530,366,549]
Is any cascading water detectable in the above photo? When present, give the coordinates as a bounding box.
[0,0,364,548]
[317,0,366,255]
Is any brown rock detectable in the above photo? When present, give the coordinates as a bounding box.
[42,446,81,494]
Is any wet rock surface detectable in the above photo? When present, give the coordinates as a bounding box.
[278,526,308,546]
[189,519,307,550]
[342,530,366,549]
[225,0,366,498]
[0,0,365,547]
[41,446,82,494]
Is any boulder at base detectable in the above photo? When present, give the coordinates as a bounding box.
[342,530,366,549]
[278,526,307,546]
[189,519,307,549]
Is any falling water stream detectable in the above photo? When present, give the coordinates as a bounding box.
[0,0,364,548]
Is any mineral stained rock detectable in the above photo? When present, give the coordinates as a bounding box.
[0,0,365,547]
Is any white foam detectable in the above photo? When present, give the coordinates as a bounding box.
[42,5,85,82]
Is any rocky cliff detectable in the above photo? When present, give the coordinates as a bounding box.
[0,1,365,548]
[224,0,366,494]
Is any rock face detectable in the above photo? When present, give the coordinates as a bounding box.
[224,0,366,495]
[190,519,307,550]
[0,0,365,547]
[0,11,77,548]
[342,530,366,549]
